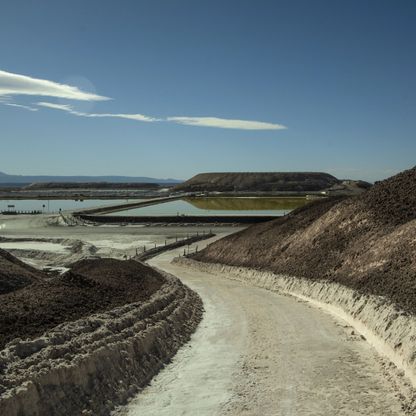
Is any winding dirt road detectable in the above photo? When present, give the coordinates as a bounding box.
[116,238,405,415]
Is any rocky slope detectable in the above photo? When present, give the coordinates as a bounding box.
[194,167,416,314]
[174,172,340,192]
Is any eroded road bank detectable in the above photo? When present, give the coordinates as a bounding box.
[115,237,406,415]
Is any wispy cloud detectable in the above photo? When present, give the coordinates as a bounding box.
[167,116,287,130]
[80,112,158,122]
[37,102,283,129]
[36,102,73,111]
[37,101,157,122]
[0,69,109,101]
[1,69,287,131]
[3,102,38,111]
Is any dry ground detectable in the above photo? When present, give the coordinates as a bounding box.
[115,240,408,416]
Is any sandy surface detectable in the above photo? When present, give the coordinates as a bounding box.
[115,247,246,415]
[117,239,406,415]
[0,214,409,414]
[0,241,70,252]
[0,214,240,268]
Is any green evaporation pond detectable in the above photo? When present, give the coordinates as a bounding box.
[107,197,309,217]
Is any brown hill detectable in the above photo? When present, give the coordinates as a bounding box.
[0,248,45,294]
[174,172,339,193]
[0,257,164,348]
[194,167,416,314]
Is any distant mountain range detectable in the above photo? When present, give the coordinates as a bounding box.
[0,171,182,185]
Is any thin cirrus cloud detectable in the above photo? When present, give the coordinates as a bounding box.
[36,102,158,122]
[1,69,287,131]
[167,116,287,130]
[37,101,286,130]
[3,102,38,112]
[0,69,108,101]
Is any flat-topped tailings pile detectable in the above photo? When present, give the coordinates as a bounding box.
[0,253,203,415]
[174,171,339,192]
[194,167,416,314]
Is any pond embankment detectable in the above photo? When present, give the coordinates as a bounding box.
[73,195,182,216]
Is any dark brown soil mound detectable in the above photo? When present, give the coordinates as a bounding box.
[194,167,416,314]
[361,166,416,226]
[0,249,45,294]
[0,258,165,349]
[174,172,339,192]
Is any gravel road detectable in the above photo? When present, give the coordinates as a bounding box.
[116,238,405,416]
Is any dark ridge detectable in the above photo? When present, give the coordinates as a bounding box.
[24,182,161,190]
[0,171,181,184]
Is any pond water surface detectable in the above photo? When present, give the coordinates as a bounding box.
[106,197,308,217]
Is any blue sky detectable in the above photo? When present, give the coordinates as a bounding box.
[1,0,415,181]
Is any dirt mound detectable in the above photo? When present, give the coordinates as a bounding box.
[0,271,203,416]
[0,258,164,349]
[194,167,416,314]
[174,172,339,192]
[0,248,45,294]
[361,167,416,226]
[68,257,163,288]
